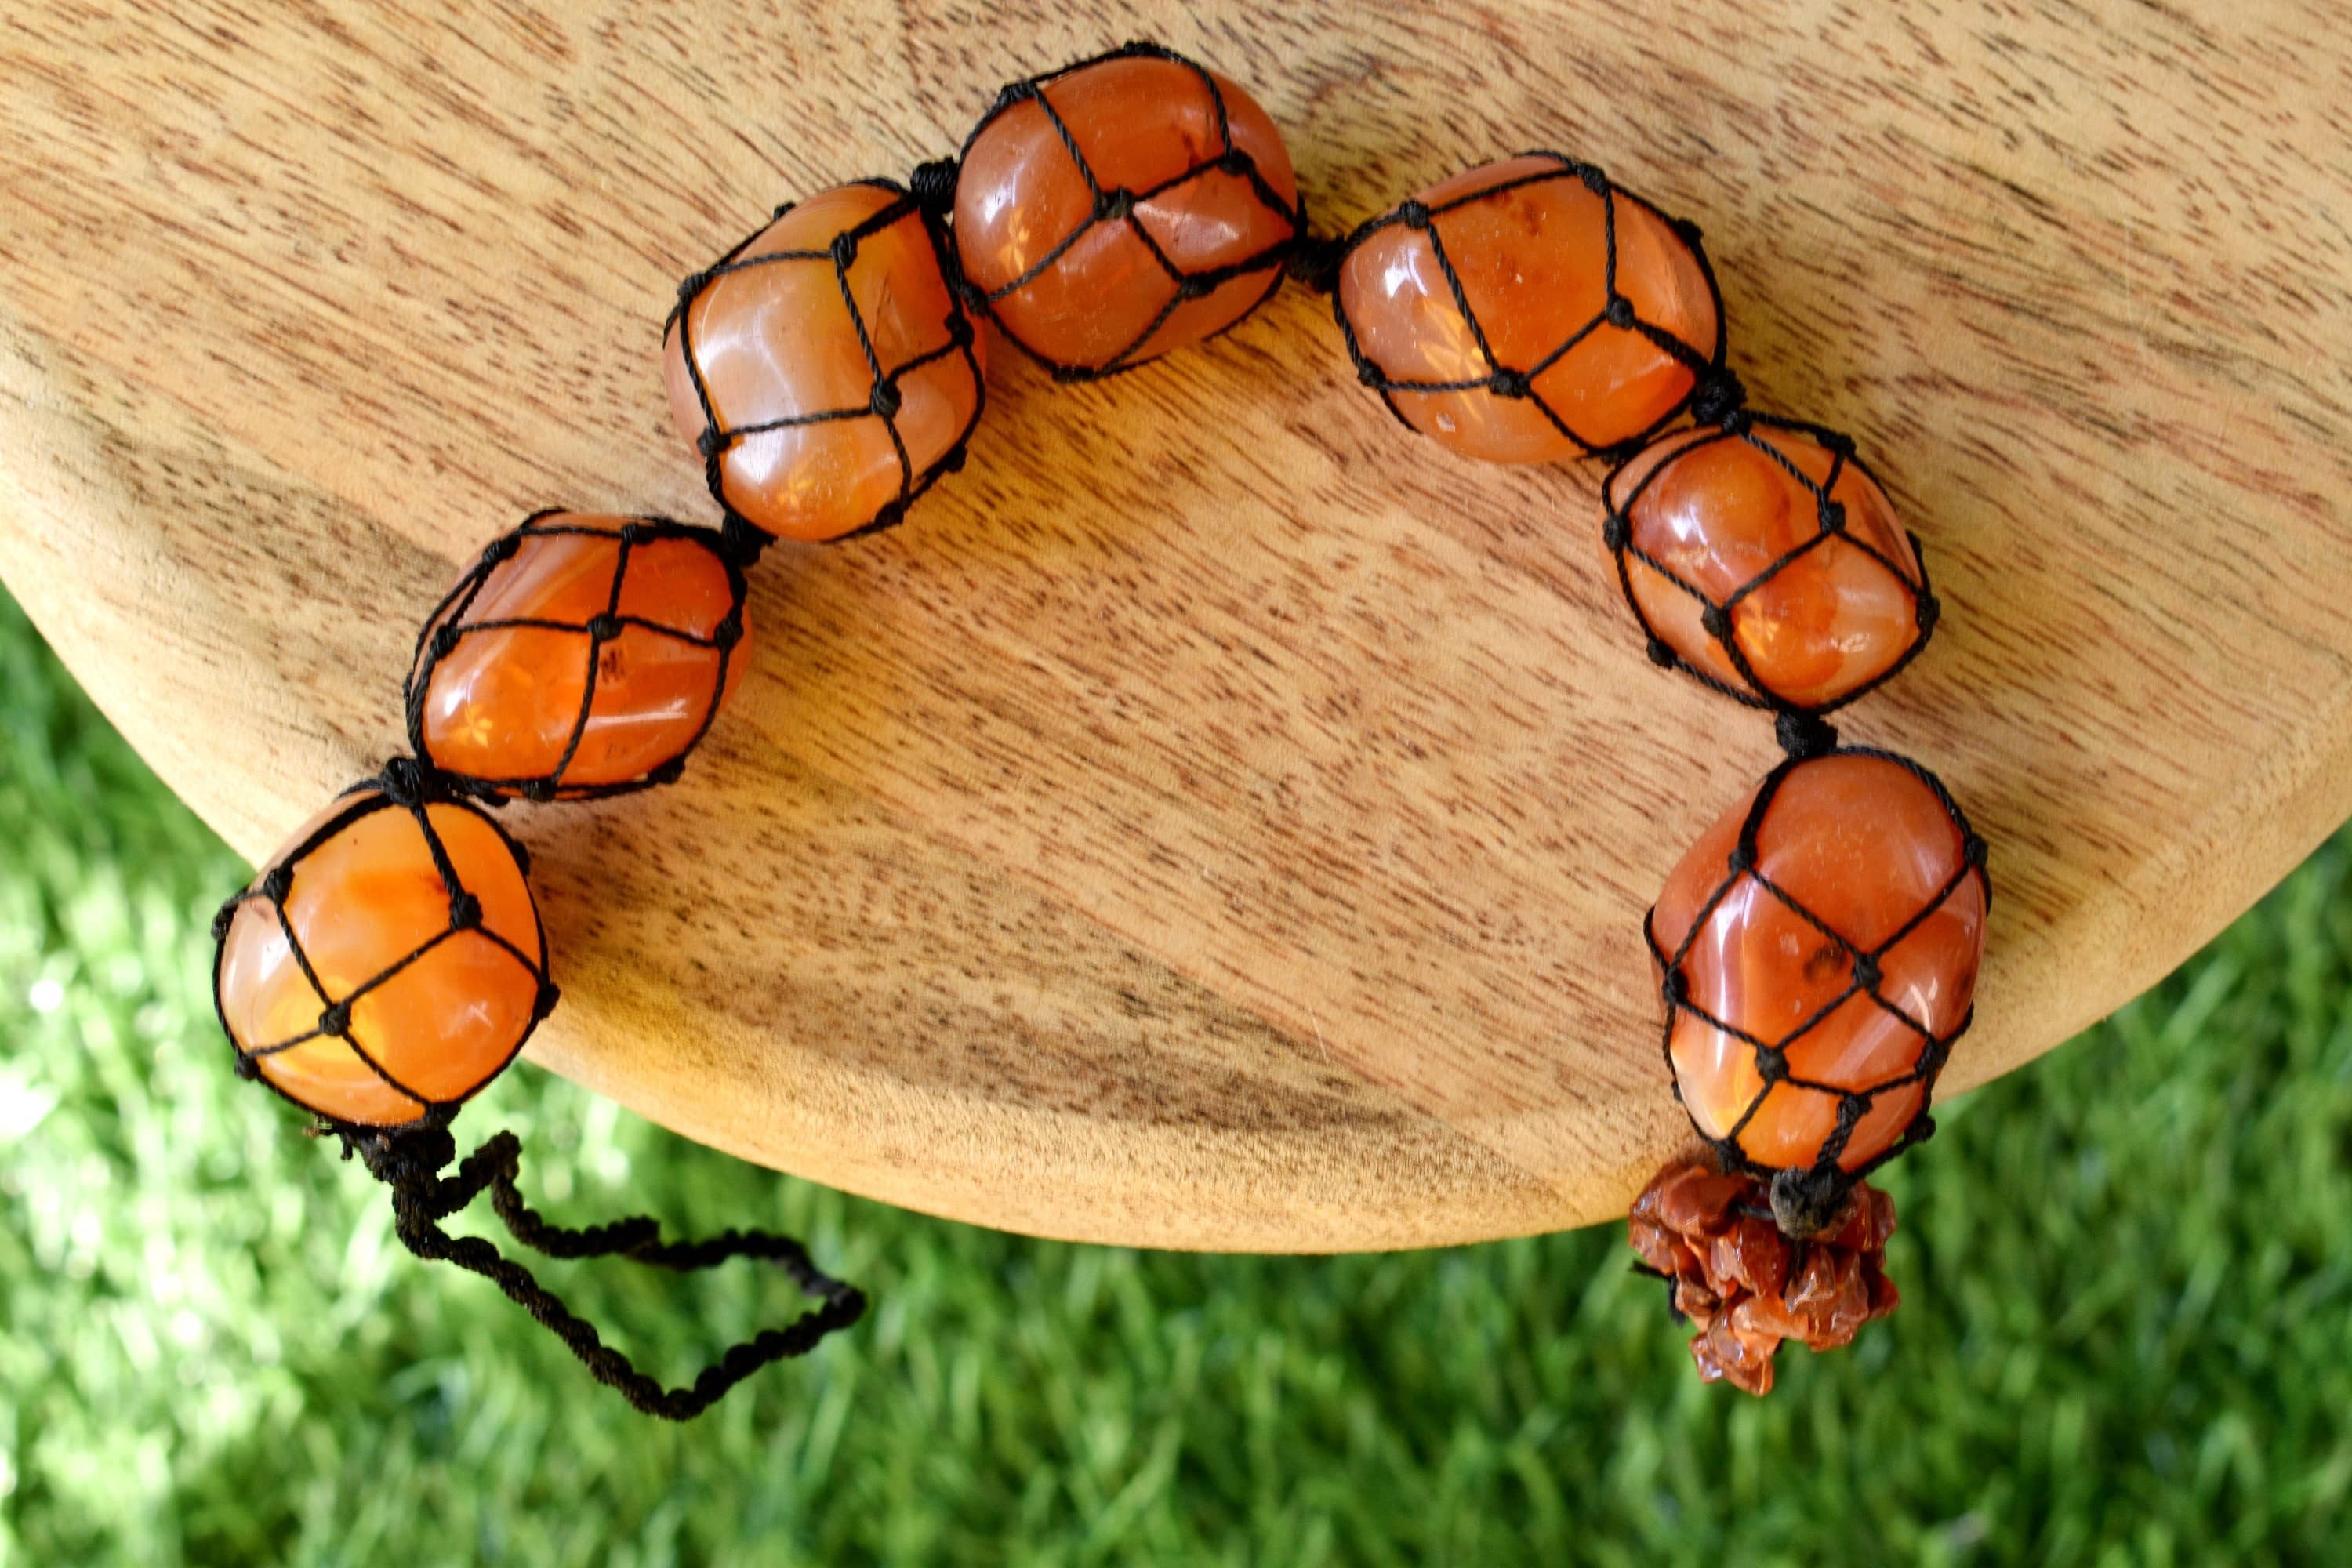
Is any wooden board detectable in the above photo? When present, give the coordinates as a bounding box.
[4,2,2349,1250]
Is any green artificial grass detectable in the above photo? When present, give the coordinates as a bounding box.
[2,579,2349,1567]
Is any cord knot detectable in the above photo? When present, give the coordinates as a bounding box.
[909,158,959,214]
[1285,233,1345,292]
[1768,1164,1853,1240]
[377,754,430,804]
[1486,368,1530,399]
[1688,368,1748,427]
[1775,711,1840,760]
[350,1123,458,1191]
[718,514,775,569]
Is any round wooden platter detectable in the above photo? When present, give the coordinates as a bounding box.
[4,3,2349,1252]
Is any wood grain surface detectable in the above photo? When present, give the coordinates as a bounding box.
[4,2,2349,1250]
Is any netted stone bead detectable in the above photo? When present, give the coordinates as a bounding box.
[215,789,547,1126]
[1649,753,1987,1173]
[410,514,745,797]
[1338,154,1717,462]
[665,183,984,541]
[953,53,1298,372]
[1606,424,1926,710]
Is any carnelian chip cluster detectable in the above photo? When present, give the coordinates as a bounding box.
[1628,1160,1900,1396]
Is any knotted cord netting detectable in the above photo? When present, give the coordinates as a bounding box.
[946,38,1310,380]
[668,178,987,546]
[1322,151,1733,458]
[1599,412,1941,719]
[211,775,556,1124]
[1642,745,1991,1236]
[405,512,750,801]
[206,33,2000,1414]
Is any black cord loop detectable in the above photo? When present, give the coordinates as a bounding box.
[339,1124,866,1421]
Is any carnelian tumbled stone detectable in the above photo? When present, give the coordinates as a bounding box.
[1647,751,1988,1174]
[1604,420,1932,712]
[1336,154,1719,462]
[665,182,985,541]
[214,787,551,1127]
[408,514,747,799]
[953,48,1301,374]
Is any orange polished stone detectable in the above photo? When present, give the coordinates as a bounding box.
[1338,154,1719,462]
[1649,753,1987,1173]
[216,789,547,1127]
[1607,423,1927,710]
[412,515,746,796]
[665,183,984,541]
[953,53,1299,372]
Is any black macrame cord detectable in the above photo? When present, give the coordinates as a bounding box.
[216,677,858,1420]
[1600,413,1941,717]
[669,178,988,547]
[946,39,1310,381]
[1642,746,1992,1236]
[1322,151,1733,461]
[343,1123,865,1423]
[207,36,1994,1411]
[403,511,749,802]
